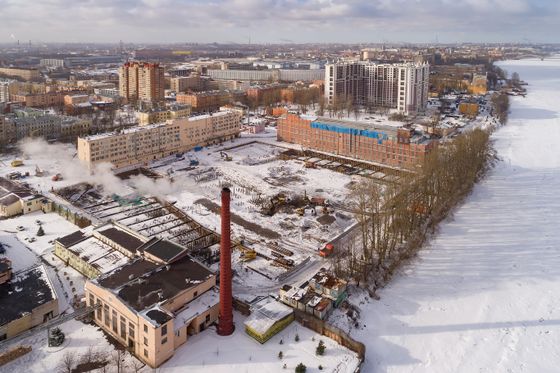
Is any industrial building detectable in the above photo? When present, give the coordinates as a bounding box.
[54,223,145,279]
[207,69,324,82]
[77,110,241,169]
[0,265,59,340]
[325,61,429,114]
[85,254,219,368]
[119,62,165,104]
[277,114,436,169]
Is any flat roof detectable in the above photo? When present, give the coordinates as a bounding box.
[96,227,145,254]
[56,230,87,247]
[174,287,219,331]
[140,238,188,264]
[244,297,293,335]
[0,265,56,326]
[97,256,214,312]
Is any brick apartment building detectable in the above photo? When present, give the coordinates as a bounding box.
[278,114,436,169]
[175,91,233,113]
[119,62,165,104]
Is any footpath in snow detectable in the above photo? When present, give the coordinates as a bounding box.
[339,58,560,372]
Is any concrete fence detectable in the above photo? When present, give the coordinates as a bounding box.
[293,309,365,365]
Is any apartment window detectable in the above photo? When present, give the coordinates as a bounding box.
[144,349,148,358]
[193,291,198,298]
[162,337,167,345]
[161,324,167,336]
[205,314,211,323]
[144,324,148,333]
[89,294,94,307]
[144,337,148,346]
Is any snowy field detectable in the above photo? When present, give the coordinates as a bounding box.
[161,313,360,373]
[330,57,560,372]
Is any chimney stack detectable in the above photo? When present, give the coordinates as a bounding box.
[217,187,234,336]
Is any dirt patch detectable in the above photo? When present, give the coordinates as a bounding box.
[195,198,281,239]
[317,214,336,225]
[72,360,108,373]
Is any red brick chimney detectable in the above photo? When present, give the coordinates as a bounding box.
[217,187,234,336]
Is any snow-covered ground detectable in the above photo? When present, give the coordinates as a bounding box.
[330,58,560,372]
[161,313,360,373]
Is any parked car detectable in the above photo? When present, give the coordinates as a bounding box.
[16,226,25,231]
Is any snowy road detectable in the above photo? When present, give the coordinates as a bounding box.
[344,58,560,373]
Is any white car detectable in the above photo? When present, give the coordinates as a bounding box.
[28,237,36,243]
[16,226,25,231]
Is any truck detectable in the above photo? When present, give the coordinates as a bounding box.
[319,243,334,257]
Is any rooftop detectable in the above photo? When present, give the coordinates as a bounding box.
[244,296,293,335]
[140,238,188,264]
[0,265,56,326]
[173,287,219,331]
[96,226,146,254]
[96,256,214,312]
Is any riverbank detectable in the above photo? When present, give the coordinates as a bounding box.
[330,57,560,372]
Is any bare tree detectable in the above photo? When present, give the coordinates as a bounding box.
[58,351,75,373]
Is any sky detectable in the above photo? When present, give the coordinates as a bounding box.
[0,0,559,44]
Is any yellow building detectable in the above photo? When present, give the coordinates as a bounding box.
[0,67,40,81]
[244,297,294,344]
[136,105,191,125]
[0,265,59,340]
[85,253,219,368]
[77,110,241,169]
[0,177,45,218]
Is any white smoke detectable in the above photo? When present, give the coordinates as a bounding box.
[18,138,179,199]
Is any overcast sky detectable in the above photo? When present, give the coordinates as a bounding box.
[0,0,559,44]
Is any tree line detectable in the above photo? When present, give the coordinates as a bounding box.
[333,128,494,291]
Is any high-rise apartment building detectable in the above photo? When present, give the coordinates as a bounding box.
[325,61,429,114]
[119,62,165,104]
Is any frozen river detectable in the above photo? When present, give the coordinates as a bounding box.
[351,57,560,373]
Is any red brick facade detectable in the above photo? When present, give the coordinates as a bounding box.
[277,114,435,169]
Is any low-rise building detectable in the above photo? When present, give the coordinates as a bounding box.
[0,177,45,218]
[244,296,294,343]
[279,269,347,320]
[85,254,219,367]
[0,67,40,81]
[0,265,59,340]
[11,92,65,107]
[0,259,12,285]
[136,105,191,125]
[0,108,92,145]
[78,110,241,169]
[54,223,144,279]
[176,91,232,113]
[64,94,89,106]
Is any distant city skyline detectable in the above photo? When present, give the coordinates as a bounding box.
[0,0,559,44]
